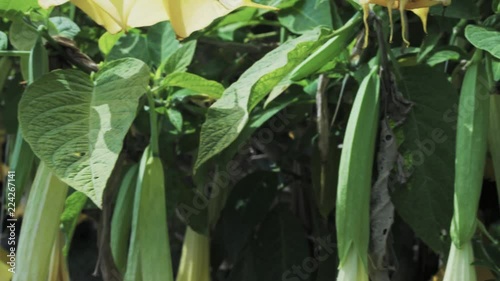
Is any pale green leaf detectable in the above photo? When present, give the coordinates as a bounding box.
[19,58,150,207]
[167,108,183,132]
[9,20,38,50]
[99,31,124,56]
[0,0,38,13]
[108,32,150,63]
[194,28,330,173]
[465,25,500,59]
[164,40,197,74]
[147,21,180,66]
[162,72,224,99]
[50,16,80,39]
[0,31,7,50]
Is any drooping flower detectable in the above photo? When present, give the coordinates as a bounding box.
[39,0,277,38]
[359,0,451,46]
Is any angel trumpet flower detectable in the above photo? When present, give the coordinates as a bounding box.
[359,0,451,46]
[337,245,369,281]
[176,227,210,281]
[442,241,477,281]
[39,0,277,38]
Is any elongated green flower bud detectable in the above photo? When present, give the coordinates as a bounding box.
[336,67,380,280]
[444,51,489,281]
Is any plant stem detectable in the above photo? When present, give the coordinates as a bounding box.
[477,220,499,246]
[0,50,30,57]
[147,89,160,156]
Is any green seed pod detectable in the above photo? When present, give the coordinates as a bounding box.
[336,67,380,280]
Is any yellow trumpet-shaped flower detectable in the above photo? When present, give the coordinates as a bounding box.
[359,0,451,46]
[39,0,170,33]
[166,0,278,39]
[39,0,277,38]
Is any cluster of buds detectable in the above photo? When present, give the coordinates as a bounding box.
[359,0,451,46]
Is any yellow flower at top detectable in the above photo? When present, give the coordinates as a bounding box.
[39,0,277,38]
[359,0,451,46]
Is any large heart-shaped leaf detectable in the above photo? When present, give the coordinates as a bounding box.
[19,58,150,207]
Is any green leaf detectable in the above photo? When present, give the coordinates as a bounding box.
[253,205,309,281]
[0,0,38,13]
[9,20,38,50]
[99,31,124,56]
[60,191,88,255]
[465,25,500,59]
[425,47,464,67]
[166,108,183,132]
[163,40,197,74]
[392,65,457,253]
[50,16,81,39]
[147,21,180,66]
[162,72,224,99]
[0,31,7,50]
[279,0,333,34]
[492,58,500,81]
[194,28,329,173]
[108,32,150,63]
[214,171,278,262]
[18,58,150,207]
[430,0,479,19]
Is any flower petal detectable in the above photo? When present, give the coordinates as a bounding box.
[410,7,429,33]
[443,241,477,281]
[167,0,276,39]
[38,0,69,9]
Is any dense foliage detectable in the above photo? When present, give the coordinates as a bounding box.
[0,0,499,280]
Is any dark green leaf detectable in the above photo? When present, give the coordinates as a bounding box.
[392,65,457,253]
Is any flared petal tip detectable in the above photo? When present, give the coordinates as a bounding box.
[38,0,69,9]
[443,242,477,281]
